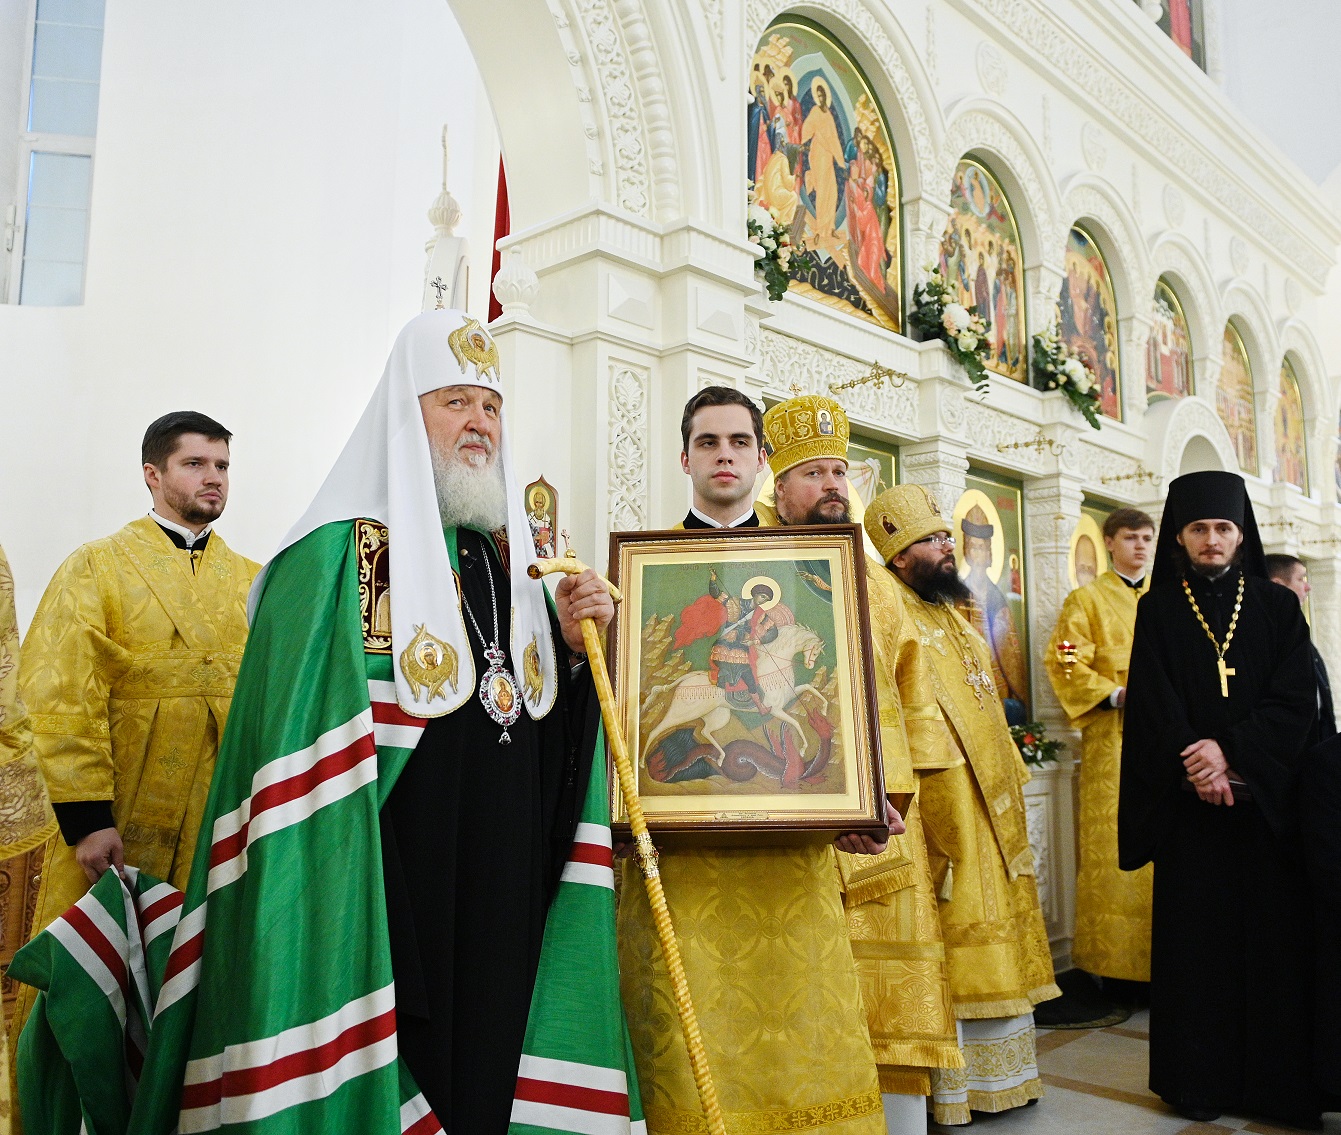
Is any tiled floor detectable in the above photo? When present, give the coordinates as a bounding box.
[927,1011,1341,1134]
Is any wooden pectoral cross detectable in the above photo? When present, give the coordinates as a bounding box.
[1217,658,1236,698]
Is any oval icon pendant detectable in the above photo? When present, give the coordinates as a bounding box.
[479,643,522,744]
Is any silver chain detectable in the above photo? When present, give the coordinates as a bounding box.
[460,538,502,650]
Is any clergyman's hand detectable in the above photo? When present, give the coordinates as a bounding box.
[75,826,125,884]
[834,799,904,856]
[555,568,615,654]
[1194,772,1235,807]
[1181,738,1228,785]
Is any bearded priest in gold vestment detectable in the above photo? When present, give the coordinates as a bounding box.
[865,485,1059,1126]
[8,413,258,1059]
[1044,508,1155,986]
[620,392,919,1134]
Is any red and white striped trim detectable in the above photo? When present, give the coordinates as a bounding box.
[559,822,615,891]
[368,679,428,750]
[399,1092,444,1135]
[138,882,184,948]
[49,887,130,1028]
[178,983,397,1133]
[207,709,378,894]
[511,1055,645,1135]
[155,903,206,1018]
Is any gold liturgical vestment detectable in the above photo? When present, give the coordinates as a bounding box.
[0,543,57,1131]
[619,520,884,1133]
[893,576,1057,1122]
[837,561,961,1096]
[10,518,257,1043]
[1044,570,1152,982]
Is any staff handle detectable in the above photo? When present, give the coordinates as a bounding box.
[530,553,726,1135]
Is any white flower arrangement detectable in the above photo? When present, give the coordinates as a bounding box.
[1032,326,1102,429]
[910,266,992,392]
[746,188,810,300]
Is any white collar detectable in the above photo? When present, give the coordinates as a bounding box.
[690,504,755,528]
[1114,570,1146,587]
[150,510,213,548]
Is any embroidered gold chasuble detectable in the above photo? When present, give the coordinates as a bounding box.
[0,543,57,1131]
[891,577,1057,1018]
[1044,571,1152,982]
[619,519,884,1133]
[10,518,257,1044]
[837,560,961,1096]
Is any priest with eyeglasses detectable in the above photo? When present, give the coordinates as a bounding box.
[1118,470,1322,1128]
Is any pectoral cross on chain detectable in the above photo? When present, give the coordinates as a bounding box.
[1217,658,1235,698]
[962,658,995,708]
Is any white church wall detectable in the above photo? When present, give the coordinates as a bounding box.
[0,0,501,626]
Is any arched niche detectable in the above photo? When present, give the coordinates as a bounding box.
[938,158,1028,383]
[1217,320,1259,476]
[748,16,906,332]
[1180,435,1226,476]
[754,0,943,200]
[1058,224,1123,421]
[940,101,1062,281]
[1147,233,1220,360]
[1274,355,1309,493]
[1146,276,1195,403]
[1145,395,1238,485]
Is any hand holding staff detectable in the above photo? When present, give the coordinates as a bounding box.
[531,549,727,1135]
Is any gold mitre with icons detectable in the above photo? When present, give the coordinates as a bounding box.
[864,483,947,563]
[762,393,851,477]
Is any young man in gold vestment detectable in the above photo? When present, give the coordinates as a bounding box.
[1044,508,1155,991]
[620,391,926,1135]
[865,485,1059,1127]
[8,413,258,1060]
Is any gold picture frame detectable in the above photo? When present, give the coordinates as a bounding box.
[607,524,886,839]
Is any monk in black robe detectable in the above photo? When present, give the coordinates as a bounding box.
[1119,470,1321,1127]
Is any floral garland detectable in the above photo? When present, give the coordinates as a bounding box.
[909,266,992,393]
[747,189,811,302]
[1032,327,1102,430]
[1011,720,1063,766]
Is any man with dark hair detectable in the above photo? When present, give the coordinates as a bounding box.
[1045,506,1155,1000]
[1119,471,1321,1127]
[868,483,1058,1124]
[1265,553,1334,738]
[678,384,766,528]
[8,411,258,1056]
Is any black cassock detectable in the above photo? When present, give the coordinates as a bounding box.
[1119,568,1320,1123]
[378,529,596,1132]
[1300,733,1341,1095]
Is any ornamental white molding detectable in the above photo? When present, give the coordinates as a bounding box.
[609,0,681,217]
[757,329,919,434]
[1277,319,1330,419]
[1229,235,1249,277]
[959,0,1335,286]
[975,40,1007,97]
[1061,176,1154,321]
[1024,789,1053,915]
[1148,232,1221,361]
[744,0,942,194]
[548,0,614,192]
[608,364,651,529]
[1220,280,1280,386]
[1162,184,1185,228]
[940,100,1065,274]
[1080,121,1107,173]
[1145,395,1239,485]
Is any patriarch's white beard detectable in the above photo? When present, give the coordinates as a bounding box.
[430,433,509,532]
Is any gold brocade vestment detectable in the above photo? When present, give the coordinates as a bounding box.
[891,577,1057,1018]
[1044,571,1152,982]
[618,519,883,1133]
[0,543,57,1131]
[9,518,257,1046]
[836,561,961,1095]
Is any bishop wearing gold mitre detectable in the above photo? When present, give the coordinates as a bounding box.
[8,412,258,1053]
[1044,507,1156,991]
[864,484,1058,1126]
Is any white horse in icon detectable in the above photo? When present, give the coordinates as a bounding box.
[642,623,828,763]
